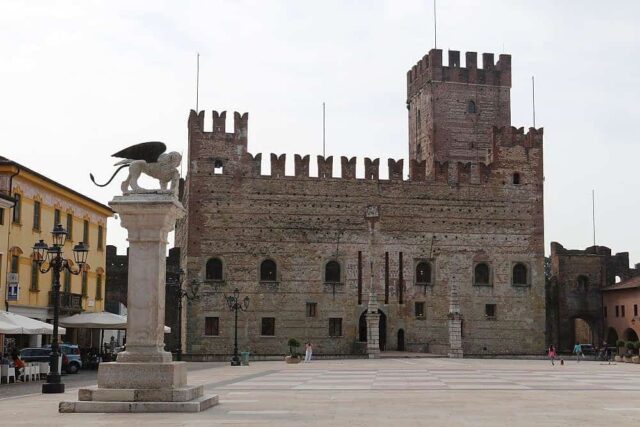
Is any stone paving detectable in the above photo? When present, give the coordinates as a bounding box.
[0,358,639,426]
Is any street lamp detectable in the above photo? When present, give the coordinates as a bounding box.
[33,224,89,394]
[166,268,200,361]
[225,288,249,366]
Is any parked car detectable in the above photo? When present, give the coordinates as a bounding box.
[43,343,82,374]
[18,347,70,373]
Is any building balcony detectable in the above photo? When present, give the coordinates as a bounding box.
[49,291,83,313]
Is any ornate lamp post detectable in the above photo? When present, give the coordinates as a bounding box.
[166,268,200,361]
[225,288,249,366]
[33,224,89,394]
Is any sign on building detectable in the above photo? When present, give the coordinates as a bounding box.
[7,273,19,301]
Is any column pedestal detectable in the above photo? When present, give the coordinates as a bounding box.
[60,191,217,413]
[366,291,381,358]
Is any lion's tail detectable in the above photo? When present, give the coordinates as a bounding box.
[90,164,129,187]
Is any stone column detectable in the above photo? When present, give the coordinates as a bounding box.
[61,191,217,413]
[366,290,381,358]
[112,192,183,363]
[448,284,464,358]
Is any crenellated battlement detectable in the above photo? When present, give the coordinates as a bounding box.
[188,109,248,140]
[407,49,511,98]
[491,126,543,148]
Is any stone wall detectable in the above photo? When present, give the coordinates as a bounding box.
[176,48,545,357]
[547,242,640,351]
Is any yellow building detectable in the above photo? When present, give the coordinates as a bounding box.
[0,156,112,345]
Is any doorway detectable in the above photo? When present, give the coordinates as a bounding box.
[358,309,388,351]
[397,328,405,351]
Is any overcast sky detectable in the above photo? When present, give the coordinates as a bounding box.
[1,0,639,264]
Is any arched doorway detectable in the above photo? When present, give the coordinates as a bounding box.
[573,318,592,343]
[358,310,387,351]
[623,328,639,342]
[397,329,405,351]
[606,327,619,345]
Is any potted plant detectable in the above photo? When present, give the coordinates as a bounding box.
[623,341,635,362]
[285,338,301,364]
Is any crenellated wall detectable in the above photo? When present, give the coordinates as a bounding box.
[177,47,545,358]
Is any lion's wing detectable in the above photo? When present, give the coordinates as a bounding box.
[112,142,166,163]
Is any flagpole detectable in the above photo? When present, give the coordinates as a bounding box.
[196,53,200,111]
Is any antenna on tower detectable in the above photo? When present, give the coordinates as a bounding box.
[532,76,536,128]
[322,102,326,158]
[592,189,596,247]
[433,0,437,49]
[196,53,200,111]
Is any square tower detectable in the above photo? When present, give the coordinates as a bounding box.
[407,49,512,176]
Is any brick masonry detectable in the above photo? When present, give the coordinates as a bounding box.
[175,48,545,357]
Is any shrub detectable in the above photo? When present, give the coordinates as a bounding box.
[626,341,636,350]
[287,338,301,357]
[616,339,626,348]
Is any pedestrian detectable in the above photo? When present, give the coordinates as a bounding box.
[573,342,584,363]
[304,342,313,363]
[547,345,557,366]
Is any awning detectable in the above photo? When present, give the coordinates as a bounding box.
[60,312,171,333]
[0,311,66,335]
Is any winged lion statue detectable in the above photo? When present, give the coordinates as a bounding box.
[90,142,181,195]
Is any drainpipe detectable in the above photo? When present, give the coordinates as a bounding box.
[4,164,21,311]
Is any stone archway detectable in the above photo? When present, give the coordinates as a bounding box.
[606,327,619,345]
[573,318,592,344]
[623,328,639,342]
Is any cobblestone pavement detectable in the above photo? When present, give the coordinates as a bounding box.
[0,358,638,426]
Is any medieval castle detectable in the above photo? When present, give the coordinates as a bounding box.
[175,48,545,357]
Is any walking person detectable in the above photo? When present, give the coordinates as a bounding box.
[548,345,557,366]
[573,342,584,363]
[304,342,313,363]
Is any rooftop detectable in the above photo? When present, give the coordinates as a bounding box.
[602,275,640,291]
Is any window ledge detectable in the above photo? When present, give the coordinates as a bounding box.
[324,282,343,286]
[329,335,343,338]
[415,315,426,320]
[260,281,279,286]
[512,283,531,288]
[485,316,497,321]
[473,283,493,287]
[29,288,40,293]
[203,334,221,338]
[415,282,433,287]
[259,335,277,338]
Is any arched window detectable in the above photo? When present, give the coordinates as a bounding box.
[467,100,476,113]
[513,172,521,185]
[416,261,432,284]
[325,261,341,283]
[206,258,223,281]
[512,263,528,285]
[260,259,277,282]
[474,263,490,285]
[577,275,589,290]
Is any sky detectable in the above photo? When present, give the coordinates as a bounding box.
[1,0,639,263]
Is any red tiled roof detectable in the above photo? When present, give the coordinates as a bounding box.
[602,275,640,291]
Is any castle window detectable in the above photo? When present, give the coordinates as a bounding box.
[513,172,521,185]
[206,258,223,281]
[261,317,275,336]
[577,275,589,290]
[512,263,528,286]
[417,109,421,129]
[467,100,476,113]
[96,274,103,300]
[54,209,61,226]
[415,302,425,318]
[474,262,490,286]
[485,304,496,319]
[83,219,90,244]
[260,259,277,282]
[214,159,224,175]
[204,317,219,336]
[30,259,39,291]
[306,302,317,317]
[97,225,104,250]
[329,318,342,337]
[325,261,341,283]
[416,261,432,285]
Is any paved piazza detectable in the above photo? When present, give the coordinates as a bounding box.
[1,358,639,426]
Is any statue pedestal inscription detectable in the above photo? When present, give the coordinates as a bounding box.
[60,192,217,413]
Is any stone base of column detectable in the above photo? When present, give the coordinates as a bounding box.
[59,362,217,413]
